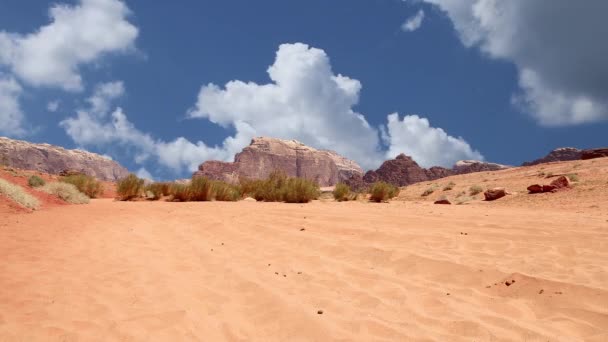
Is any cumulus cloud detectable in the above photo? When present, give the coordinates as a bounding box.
[402,10,425,32]
[421,0,608,125]
[136,167,153,181]
[0,0,138,91]
[384,113,483,167]
[62,44,483,176]
[0,74,25,136]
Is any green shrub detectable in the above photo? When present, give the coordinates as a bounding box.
[188,177,215,201]
[469,185,484,196]
[40,182,90,204]
[145,182,171,200]
[60,174,103,198]
[239,171,319,203]
[28,175,45,188]
[369,181,399,203]
[333,183,352,202]
[0,178,40,209]
[169,183,191,202]
[282,178,320,203]
[422,185,438,197]
[443,181,455,191]
[117,174,144,201]
[567,173,580,182]
[213,181,241,202]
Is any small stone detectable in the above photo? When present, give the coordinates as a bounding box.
[297,272,302,274]
[283,274,287,277]
[275,272,279,275]
[300,228,306,231]
[434,199,451,205]
[539,289,544,294]
[317,310,323,315]
[446,293,450,296]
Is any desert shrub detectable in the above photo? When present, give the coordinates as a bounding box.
[117,174,144,201]
[442,181,455,191]
[239,171,319,203]
[169,183,191,202]
[28,175,45,188]
[188,177,215,201]
[213,181,241,202]
[282,178,320,203]
[333,183,352,202]
[567,173,580,182]
[40,182,90,204]
[421,185,438,197]
[60,174,103,198]
[145,182,171,200]
[0,178,40,209]
[369,181,399,203]
[455,196,473,205]
[469,185,484,196]
[545,172,554,178]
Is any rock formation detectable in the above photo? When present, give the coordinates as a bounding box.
[193,137,363,187]
[522,147,582,166]
[0,137,129,181]
[581,148,608,160]
[484,187,507,201]
[346,154,510,189]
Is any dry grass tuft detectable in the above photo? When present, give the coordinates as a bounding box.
[0,178,40,209]
[60,174,103,198]
[117,174,145,201]
[369,181,400,202]
[40,182,90,204]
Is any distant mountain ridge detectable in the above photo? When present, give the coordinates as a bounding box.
[0,137,129,181]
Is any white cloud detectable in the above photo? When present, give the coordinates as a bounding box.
[402,10,425,32]
[384,113,483,167]
[0,0,138,91]
[136,167,153,181]
[62,44,483,175]
[47,100,60,112]
[421,0,608,125]
[0,73,25,136]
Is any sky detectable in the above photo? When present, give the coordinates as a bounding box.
[0,0,607,180]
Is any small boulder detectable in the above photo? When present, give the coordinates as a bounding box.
[484,187,507,201]
[434,199,451,205]
[542,185,557,193]
[527,184,543,194]
[549,176,571,189]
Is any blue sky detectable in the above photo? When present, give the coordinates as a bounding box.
[1,0,606,180]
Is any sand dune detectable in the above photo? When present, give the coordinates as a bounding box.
[1,195,607,341]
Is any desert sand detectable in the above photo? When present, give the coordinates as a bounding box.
[1,159,608,341]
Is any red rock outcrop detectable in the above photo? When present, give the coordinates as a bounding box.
[0,137,129,181]
[581,148,608,160]
[193,137,363,187]
[346,154,510,189]
[484,187,507,201]
[522,147,582,166]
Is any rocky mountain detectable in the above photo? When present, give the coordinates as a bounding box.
[193,137,363,186]
[346,154,510,190]
[0,137,129,181]
[522,147,582,166]
[581,148,608,160]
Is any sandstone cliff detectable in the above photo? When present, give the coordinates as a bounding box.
[194,137,363,186]
[522,147,582,166]
[0,137,129,181]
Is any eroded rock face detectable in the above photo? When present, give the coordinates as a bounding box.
[523,147,582,166]
[0,137,129,181]
[193,137,363,187]
[346,154,510,189]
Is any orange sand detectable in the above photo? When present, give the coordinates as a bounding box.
[1,159,608,341]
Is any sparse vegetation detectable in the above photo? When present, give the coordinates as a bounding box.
[60,174,103,198]
[469,185,484,196]
[169,183,190,202]
[333,183,357,202]
[240,171,320,203]
[369,181,399,203]
[145,182,171,200]
[421,184,438,197]
[443,181,456,191]
[0,178,40,209]
[213,181,241,202]
[28,175,45,188]
[567,173,580,182]
[545,172,554,178]
[188,177,215,201]
[40,182,90,204]
[455,196,474,205]
[117,174,145,201]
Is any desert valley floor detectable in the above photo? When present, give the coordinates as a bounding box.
[1,159,608,341]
